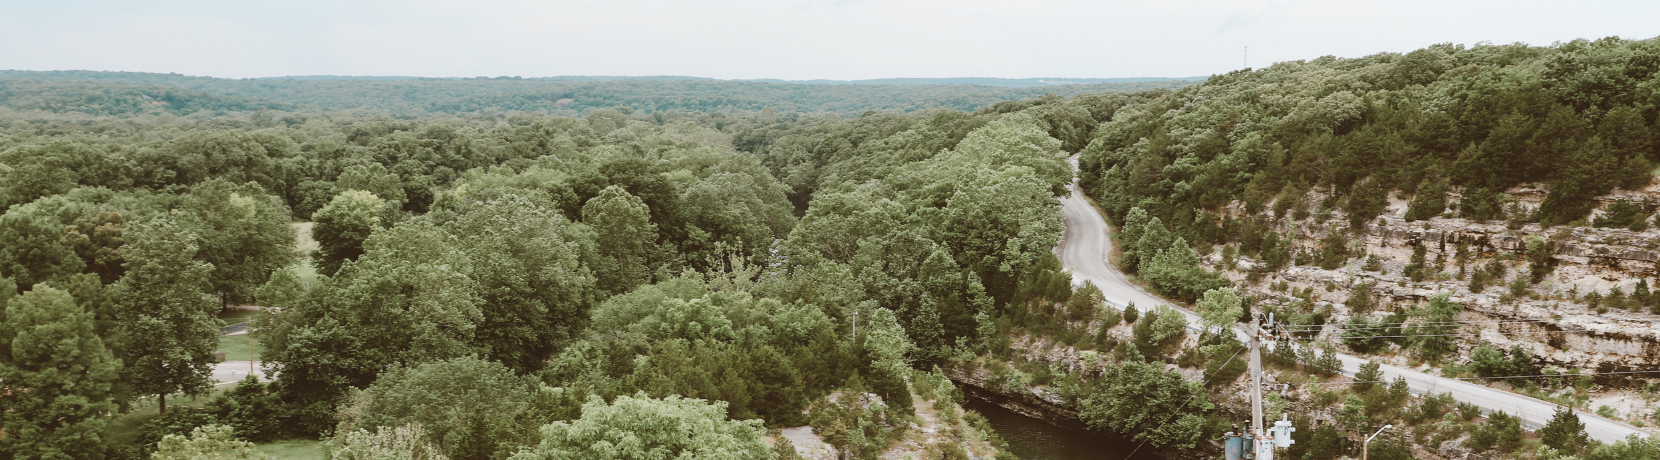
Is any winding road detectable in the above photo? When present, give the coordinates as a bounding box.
[1056,157,1647,443]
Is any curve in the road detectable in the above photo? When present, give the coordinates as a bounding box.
[1056,157,1646,443]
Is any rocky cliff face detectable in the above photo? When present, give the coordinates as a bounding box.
[1215,187,1660,386]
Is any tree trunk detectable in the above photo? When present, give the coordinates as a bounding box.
[159,393,167,415]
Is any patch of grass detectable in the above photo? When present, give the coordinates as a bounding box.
[255,439,327,459]
[293,260,319,287]
[218,333,263,362]
[218,309,258,323]
[105,386,232,449]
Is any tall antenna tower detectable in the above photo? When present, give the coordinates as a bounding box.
[1244,46,1249,69]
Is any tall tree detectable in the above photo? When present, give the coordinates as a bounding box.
[179,180,296,306]
[1195,287,1243,337]
[0,283,120,459]
[1539,405,1590,454]
[448,195,596,373]
[311,190,386,277]
[0,199,87,292]
[510,393,772,460]
[115,217,220,414]
[581,185,657,296]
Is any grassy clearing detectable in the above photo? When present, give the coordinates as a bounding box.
[219,309,258,323]
[255,439,327,459]
[292,222,318,252]
[218,333,263,362]
[104,386,233,449]
[294,260,319,287]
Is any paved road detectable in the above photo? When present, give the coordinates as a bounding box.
[1055,157,1646,443]
[212,360,268,384]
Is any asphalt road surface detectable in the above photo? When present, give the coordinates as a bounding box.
[1055,157,1646,443]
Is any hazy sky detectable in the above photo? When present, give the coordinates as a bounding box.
[3,0,1657,80]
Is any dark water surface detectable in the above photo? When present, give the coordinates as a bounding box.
[962,396,1165,460]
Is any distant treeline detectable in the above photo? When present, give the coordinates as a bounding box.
[0,70,1198,116]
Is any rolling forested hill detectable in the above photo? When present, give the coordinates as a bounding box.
[0,70,1198,116]
[1081,36,1660,242]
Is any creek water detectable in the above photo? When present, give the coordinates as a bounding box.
[962,396,1166,460]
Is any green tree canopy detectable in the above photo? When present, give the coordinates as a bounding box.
[0,284,121,459]
[115,217,220,413]
[311,190,387,277]
[582,185,658,296]
[508,393,772,460]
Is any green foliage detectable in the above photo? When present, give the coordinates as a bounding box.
[1195,287,1242,336]
[0,284,120,459]
[151,425,270,460]
[0,71,1195,116]
[0,141,110,211]
[329,424,447,460]
[1540,405,1590,454]
[310,190,387,277]
[1459,188,1507,222]
[116,217,221,412]
[1405,178,1449,221]
[1065,280,1103,322]
[1285,415,1348,460]
[445,195,597,373]
[334,356,535,456]
[1354,361,1384,393]
[1466,411,1525,453]
[509,393,772,460]
[1131,304,1188,359]
[1341,316,1392,354]
[1586,196,1653,227]
[1078,359,1209,449]
[1407,294,1464,363]
[1079,38,1660,276]
[1470,344,1534,381]
[582,185,659,296]
[180,180,297,305]
[1345,177,1389,229]
[0,197,90,291]
[807,390,907,460]
[1141,237,1228,302]
[204,376,282,443]
[1586,435,1660,460]
[1403,244,1429,282]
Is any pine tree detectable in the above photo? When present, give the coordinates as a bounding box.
[1119,207,1150,269]
[1538,406,1589,453]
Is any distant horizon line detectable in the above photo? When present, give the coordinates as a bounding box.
[0,69,1210,86]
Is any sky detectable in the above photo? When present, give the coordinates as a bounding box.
[2,0,1657,81]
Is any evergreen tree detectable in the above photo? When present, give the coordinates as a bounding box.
[1133,217,1171,273]
[1404,178,1449,221]
[0,283,121,459]
[1119,207,1150,268]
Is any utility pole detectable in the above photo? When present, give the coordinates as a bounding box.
[1228,314,1294,460]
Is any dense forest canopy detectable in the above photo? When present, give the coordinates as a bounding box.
[0,72,1163,458]
[1082,36,1660,245]
[7,35,1660,460]
[0,70,1196,116]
